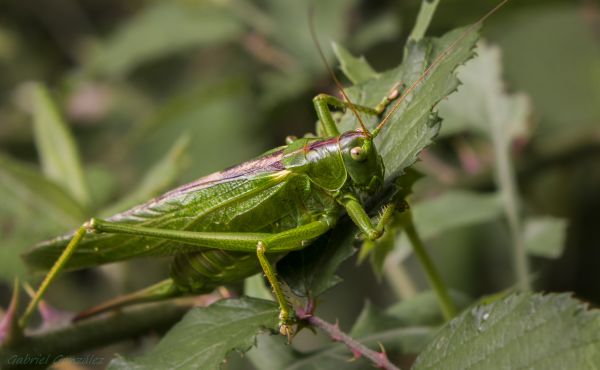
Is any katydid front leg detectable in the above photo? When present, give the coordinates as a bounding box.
[313,92,399,137]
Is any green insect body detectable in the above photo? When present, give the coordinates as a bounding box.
[20,92,398,335]
[20,0,508,334]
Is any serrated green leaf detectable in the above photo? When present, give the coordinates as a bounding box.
[412,190,502,240]
[339,25,480,181]
[412,293,600,370]
[524,216,567,259]
[30,83,89,207]
[89,2,243,77]
[107,298,278,370]
[332,42,378,84]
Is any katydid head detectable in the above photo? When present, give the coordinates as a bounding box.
[339,131,383,194]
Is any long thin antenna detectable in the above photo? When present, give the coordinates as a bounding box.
[372,0,509,137]
[309,6,371,137]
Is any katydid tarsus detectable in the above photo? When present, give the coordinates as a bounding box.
[19,0,508,337]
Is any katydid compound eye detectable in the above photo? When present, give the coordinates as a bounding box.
[350,146,366,161]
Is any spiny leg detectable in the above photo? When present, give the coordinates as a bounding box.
[256,241,292,337]
[20,223,89,328]
[340,193,397,241]
[32,216,334,334]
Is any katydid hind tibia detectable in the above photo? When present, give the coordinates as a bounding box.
[19,1,509,337]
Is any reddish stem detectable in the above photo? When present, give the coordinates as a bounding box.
[296,307,401,370]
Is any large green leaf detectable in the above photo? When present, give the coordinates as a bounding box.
[108,298,279,370]
[30,83,90,207]
[412,293,600,370]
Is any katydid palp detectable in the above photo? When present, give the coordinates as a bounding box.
[19,1,508,337]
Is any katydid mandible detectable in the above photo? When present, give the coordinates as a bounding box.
[20,1,508,336]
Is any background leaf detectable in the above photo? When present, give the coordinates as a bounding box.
[331,42,378,84]
[412,190,502,240]
[89,2,244,77]
[524,216,567,259]
[438,42,531,140]
[30,83,90,206]
[412,293,600,370]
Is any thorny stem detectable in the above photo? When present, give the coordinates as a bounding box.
[297,307,401,370]
[401,210,456,321]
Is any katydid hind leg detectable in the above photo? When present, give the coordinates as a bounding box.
[54,217,333,333]
[20,223,90,328]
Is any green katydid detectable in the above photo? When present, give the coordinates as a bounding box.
[19,1,508,337]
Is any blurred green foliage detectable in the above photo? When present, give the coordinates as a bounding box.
[0,0,599,368]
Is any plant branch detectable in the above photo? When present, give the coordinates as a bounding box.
[297,308,401,370]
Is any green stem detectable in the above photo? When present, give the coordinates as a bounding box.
[401,210,456,321]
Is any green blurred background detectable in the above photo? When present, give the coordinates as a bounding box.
[0,0,599,368]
